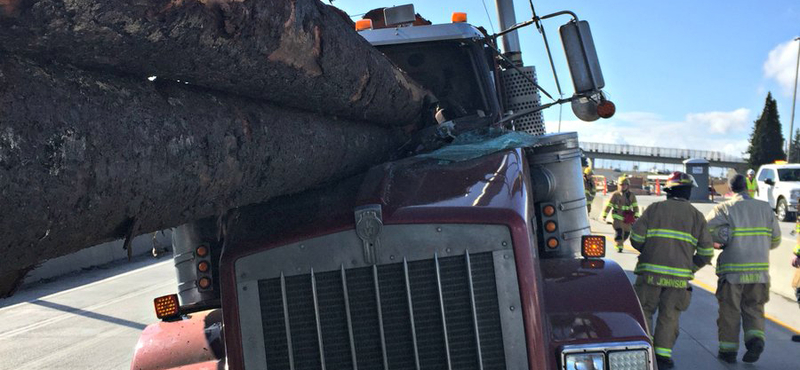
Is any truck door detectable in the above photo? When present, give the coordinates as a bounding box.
[757,168,776,207]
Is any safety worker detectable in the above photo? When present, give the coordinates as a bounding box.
[629,171,713,369]
[602,175,639,252]
[746,169,758,198]
[705,174,780,364]
[582,157,597,213]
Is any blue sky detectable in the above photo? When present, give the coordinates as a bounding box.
[334,0,800,158]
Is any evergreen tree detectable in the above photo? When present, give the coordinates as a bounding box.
[746,92,785,168]
[790,129,800,163]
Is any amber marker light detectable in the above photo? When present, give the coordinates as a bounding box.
[452,12,467,23]
[198,261,210,273]
[154,294,179,319]
[198,277,212,289]
[196,245,209,257]
[597,99,616,119]
[355,19,373,31]
[581,235,606,258]
[545,221,557,233]
[546,237,559,249]
[542,205,556,217]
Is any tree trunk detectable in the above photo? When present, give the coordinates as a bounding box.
[0,0,433,126]
[0,56,403,297]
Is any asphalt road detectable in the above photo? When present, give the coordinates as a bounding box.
[0,256,174,370]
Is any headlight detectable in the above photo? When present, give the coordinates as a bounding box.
[564,352,604,370]
[561,341,653,370]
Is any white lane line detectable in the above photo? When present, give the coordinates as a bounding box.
[0,259,172,313]
[0,280,173,339]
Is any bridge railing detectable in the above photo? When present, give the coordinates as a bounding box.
[579,142,746,163]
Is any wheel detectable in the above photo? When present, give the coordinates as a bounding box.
[776,198,796,222]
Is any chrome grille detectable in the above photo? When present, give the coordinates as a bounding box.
[257,252,505,370]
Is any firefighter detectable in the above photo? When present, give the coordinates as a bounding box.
[629,171,713,369]
[601,175,639,252]
[705,174,781,363]
[746,169,758,198]
[582,157,597,213]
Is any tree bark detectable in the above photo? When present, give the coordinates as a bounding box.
[0,0,433,126]
[0,56,403,297]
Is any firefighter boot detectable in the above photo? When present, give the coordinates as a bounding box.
[717,351,736,364]
[742,337,764,363]
[616,241,624,253]
[655,355,674,369]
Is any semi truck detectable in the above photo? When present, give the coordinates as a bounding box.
[131,3,652,370]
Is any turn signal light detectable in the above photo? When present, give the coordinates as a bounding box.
[198,261,210,273]
[196,245,209,257]
[546,237,559,249]
[355,19,373,31]
[581,235,606,258]
[452,12,467,23]
[543,205,556,217]
[154,294,179,319]
[545,221,557,233]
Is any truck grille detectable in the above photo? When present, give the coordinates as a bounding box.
[257,252,506,370]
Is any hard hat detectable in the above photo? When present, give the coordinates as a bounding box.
[584,167,593,175]
[618,175,630,185]
[664,171,697,189]
[746,169,755,176]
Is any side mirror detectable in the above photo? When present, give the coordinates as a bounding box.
[560,20,605,94]
[765,178,775,186]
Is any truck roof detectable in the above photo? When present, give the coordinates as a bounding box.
[359,22,485,46]
[760,163,800,169]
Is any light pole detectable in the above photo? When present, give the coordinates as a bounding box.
[788,37,800,162]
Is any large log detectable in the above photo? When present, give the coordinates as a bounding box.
[0,0,432,126]
[0,56,403,297]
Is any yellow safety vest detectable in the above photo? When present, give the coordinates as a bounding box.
[746,177,757,198]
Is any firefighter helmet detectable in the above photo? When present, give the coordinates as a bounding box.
[664,171,697,189]
[746,169,755,176]
[618,175,630,185]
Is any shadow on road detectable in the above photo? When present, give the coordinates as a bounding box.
[29,300,147,330]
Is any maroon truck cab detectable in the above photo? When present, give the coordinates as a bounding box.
[133,145,651,370]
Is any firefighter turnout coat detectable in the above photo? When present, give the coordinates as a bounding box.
[706,193,780,284]
[630,198,714,288]
[603,190,639,231]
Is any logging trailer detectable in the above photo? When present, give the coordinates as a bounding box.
[131,3,653,370]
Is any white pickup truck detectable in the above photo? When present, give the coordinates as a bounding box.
[755,163,800,221]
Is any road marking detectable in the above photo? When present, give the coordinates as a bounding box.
[690,279,800,335]
[0,280,173,339]
[0,259,172,313]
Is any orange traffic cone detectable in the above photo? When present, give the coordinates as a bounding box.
[603,178,608,195]
[656,179,661,196]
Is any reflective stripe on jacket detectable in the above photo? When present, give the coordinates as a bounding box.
[602,190,639,229]
[705,193,780,284]
[630,198,713,287]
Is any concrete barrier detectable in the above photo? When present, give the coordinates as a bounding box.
[23,231,172,286]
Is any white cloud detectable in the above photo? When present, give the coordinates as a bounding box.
[545,108,752,157]
[685,108,751,134]
[764,39,800,96]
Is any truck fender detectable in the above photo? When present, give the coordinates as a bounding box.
[130,309,225,370]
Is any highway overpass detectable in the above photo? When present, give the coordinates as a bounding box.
[580,142,748,172]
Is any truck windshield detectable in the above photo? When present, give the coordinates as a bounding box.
[777,168,800,181]
[377,41,487,118]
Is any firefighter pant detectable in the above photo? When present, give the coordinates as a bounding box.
[614,228,630,248]
[634,276,692,359]
[716,280,769,353]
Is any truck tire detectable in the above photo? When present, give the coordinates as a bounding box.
[776,198,796,222]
